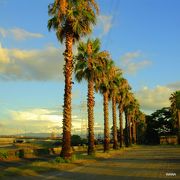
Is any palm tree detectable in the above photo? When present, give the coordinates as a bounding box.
[117,78,131,147]
[95,57,114,152]
[75,38,101,155]
[170,90,180,144]
[124,92,135,147]
[109,67,122,149]
[129,99,140,144]
[126,95,140,146]
[48,0,98,159]
[53,0,99,17]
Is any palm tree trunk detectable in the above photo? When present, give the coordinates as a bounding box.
[125,111,129,147]
[112,95,118,149]
[87,79,95,155]
[60,31,73,159]
[103,91,110,152]
[132,120,137,144]
[119,105,123,148]
[129,116,132,146]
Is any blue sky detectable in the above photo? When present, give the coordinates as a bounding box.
[0,0,179,135]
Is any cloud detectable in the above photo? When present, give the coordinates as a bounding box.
[0,28,6,37]
[0,44,65,81]
[0,108,88,135]
[0,99,105,135]
[166,81,180,90]
[0,27,44,40]
[0,123,3,128]
[96,15,113,37]
[0,43,10,63]
[0,105,104,135]
[120,51,152,74]
[135,85,173,113]
[9,108,61,122]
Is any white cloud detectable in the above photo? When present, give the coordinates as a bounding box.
[166,81,180,90]
[135,85,173,113]
[0,108,87,135]
[120,51,152,74]
[0,27,44,41]
[96,15,113,37]
[121,51,141,61]
[9,108,61,122]
[0,44,65,81]
[10,28,44,40]
[0,43,10,63]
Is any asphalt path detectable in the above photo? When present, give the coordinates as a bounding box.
[1,145,180,180]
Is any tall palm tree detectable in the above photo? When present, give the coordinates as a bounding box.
[95,58,114,152]
[126,95,140,146]
[53,0,99,17]
[124,92,135,147]
[170,90,180,144]
[129,99,140,144]
[117,78,131,148]
[48,0,98,159]
[109,67,122,149]
[75,38,101,155]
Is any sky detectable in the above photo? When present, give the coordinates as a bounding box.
[0,0,179,136]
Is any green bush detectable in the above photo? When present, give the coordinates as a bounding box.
[16,149,24,158]
[0,151,8,159]
[55,157,71,163]
[71,135,81,146]
[34,148,50,156]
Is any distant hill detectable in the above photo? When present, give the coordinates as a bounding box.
[0,133,61,138]
[17,133,62,138]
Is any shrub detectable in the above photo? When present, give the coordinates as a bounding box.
[0,151,8,159]
[34,148,50,156]
[16,149,24,158]
[55,157,71,163]
[71,135,81,146]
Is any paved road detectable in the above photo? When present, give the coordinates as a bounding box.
[1,145,180,180]
[44,146,180,180]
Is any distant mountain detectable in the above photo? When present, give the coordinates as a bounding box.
[15,133,61,138]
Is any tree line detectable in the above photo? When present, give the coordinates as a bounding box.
[136,91,180,145]
[47,0,180,159]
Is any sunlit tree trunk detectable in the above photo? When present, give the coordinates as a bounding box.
[119,104,123,148]
[87,78,95,154]
[129,116,132,146]
[112,95,118,149]
[104,91,110,152]
[132,120,137,144]
[87,42,95,155]
[60,31,73,159]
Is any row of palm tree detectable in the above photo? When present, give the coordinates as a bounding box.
[169,91,180,143]
[48,0,99,159]
[48,0,143,159]
[75,38,144,153]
